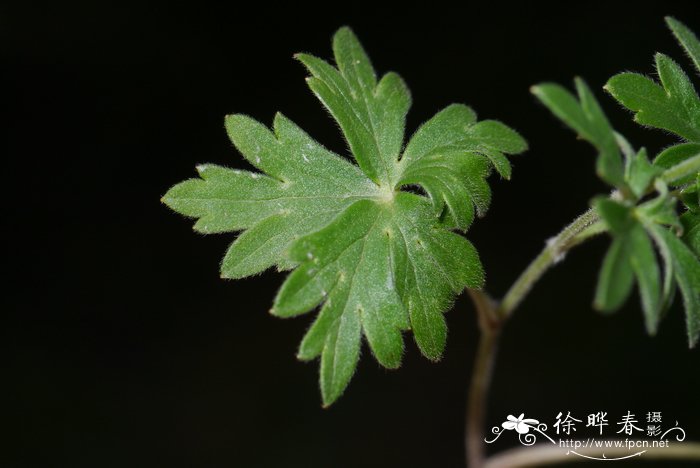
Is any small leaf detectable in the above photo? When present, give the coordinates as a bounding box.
[626,148,662,199]
[654,143,700,187]
[657,144,700,171]
[637,188,682,232]
[666,17,700,75]
[594,197,634,234]
[647,224,700,347]
[627,224,662,334]
[532,78,624,187]
[594,198,663,333]
[605,55,700,142]
[681,211,700,255]
[594,236,635,312]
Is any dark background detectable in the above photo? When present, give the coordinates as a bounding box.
[4,2,700,467]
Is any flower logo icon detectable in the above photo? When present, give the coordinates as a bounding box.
[502,414,540,434]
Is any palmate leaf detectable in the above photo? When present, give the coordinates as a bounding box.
[605,53,700,142]
[163,27,526,405]
[606,17,700,146]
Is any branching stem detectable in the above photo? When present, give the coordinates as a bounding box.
[464,179,700,467]
[464,207,602,467]
[463,153,700,467]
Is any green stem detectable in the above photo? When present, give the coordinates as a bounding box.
[497,207,601,319]
[466,169,699,467]
[465,208,603,467]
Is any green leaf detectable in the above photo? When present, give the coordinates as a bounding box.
[666,17,700,75]
[594,198,662,332]
[605,54,700,142]
[594,225,663,334]
[275,194,483,405]
[273,200,408,404]
[680,174,699,213]
[637,193,681,232]
[682,211,700,255]
[397,105,526,229]
[594,197,634,235]
[164,27,523,405]
[626,148,662,199]
[627,224,663,334]
[296,27,411,186]
[654,143,700,187]
[580,18,700,347]
[163,113,378,277]
[532,78,624,187]
[594,235,635,312]
[647,224,700,347]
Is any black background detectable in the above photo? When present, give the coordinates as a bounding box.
[4,2,700,467]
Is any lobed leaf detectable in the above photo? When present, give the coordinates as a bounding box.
[605,54,700,142]
[398,104,526,229]
[296,28,411,186]
[273,194,483,405]
[162,113,378,277]
[532,78,625,187]
[646,224,700,347]
[666,17,700,75]
[546,17,700,349]
[164,27,524,405]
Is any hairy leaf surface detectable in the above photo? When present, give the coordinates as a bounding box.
[163,27,525,404]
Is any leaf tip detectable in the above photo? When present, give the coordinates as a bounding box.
[664,16,680,29]
[293,52,310,63]
[220,269,234,280]
[425,353,443,363]
[334,25,355,39]
[321,388,342,408]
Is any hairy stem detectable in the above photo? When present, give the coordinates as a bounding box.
[466,166,700,467]
[465,290,500,468]
[466,207,603,468]
[498,207,601,319]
